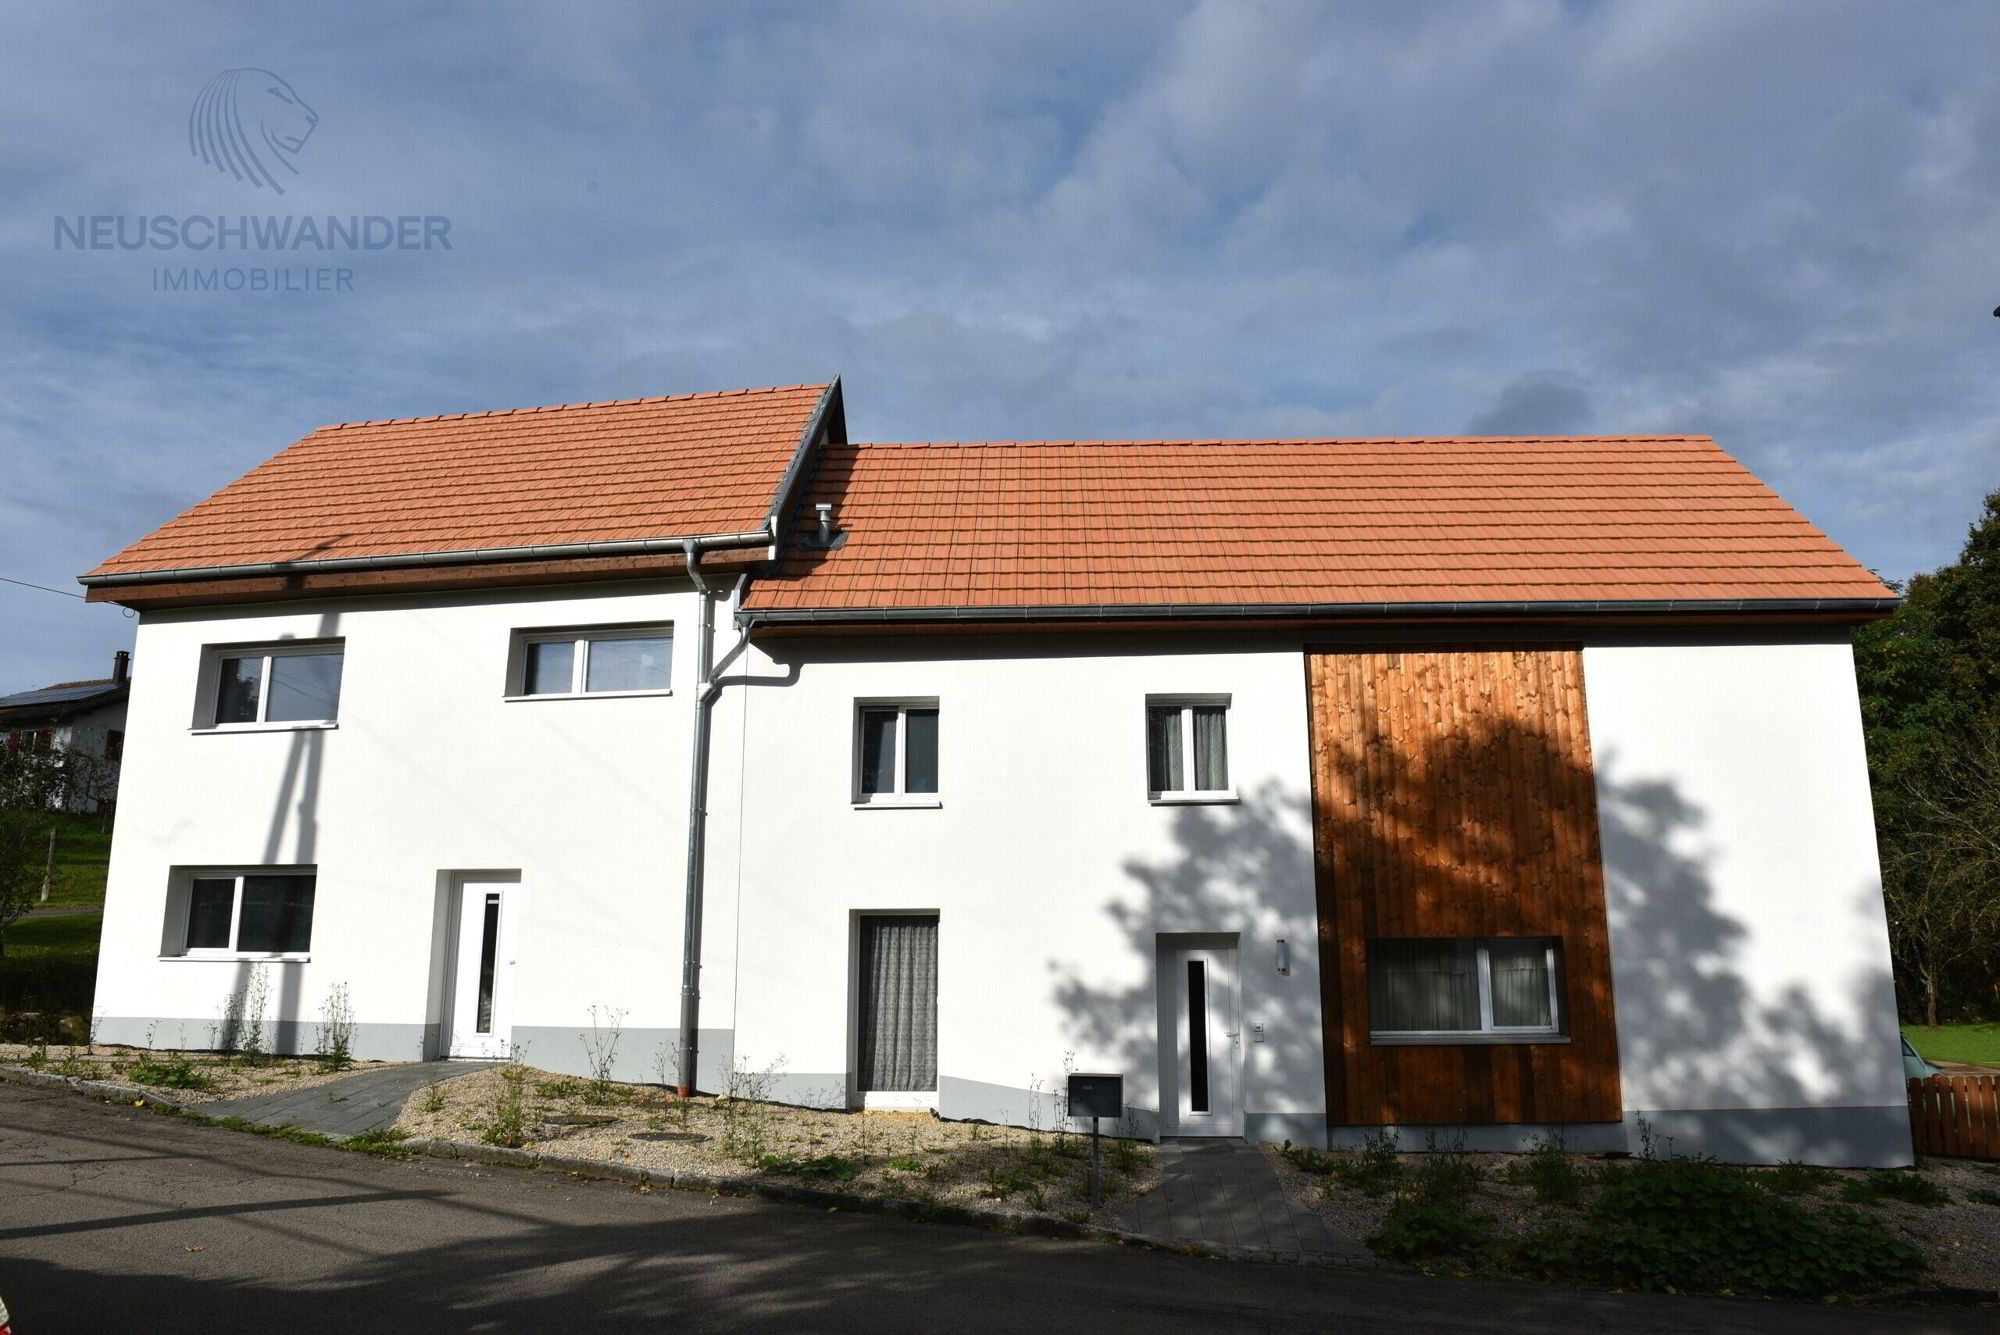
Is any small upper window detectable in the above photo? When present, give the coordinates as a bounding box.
[1368,937,1563,1039]
[207,643,344,727]
[514,626,672,697]
[169,871,317,957]
[1146,697,1230,799]
[856,702,939,804]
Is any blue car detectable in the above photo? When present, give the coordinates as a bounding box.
[1903,1034,1941,1079]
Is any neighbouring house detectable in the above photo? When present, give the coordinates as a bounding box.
[0,652,130,813]
[80,379,1912,1165]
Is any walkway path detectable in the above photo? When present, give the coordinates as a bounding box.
[202,1060,497,1138]
[1110,1139,1369,1261]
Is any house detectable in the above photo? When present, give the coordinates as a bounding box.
[0,652,130,813]
[80,379,1912,1165]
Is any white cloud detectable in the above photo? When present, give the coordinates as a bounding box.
[0,0,1995,686]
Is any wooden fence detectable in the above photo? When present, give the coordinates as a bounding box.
[1907,1074,2000,1160]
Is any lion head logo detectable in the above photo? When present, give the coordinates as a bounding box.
[188,69,318,194]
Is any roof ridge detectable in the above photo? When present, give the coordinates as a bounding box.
[842,435,1719,448]
[316,382,827,433]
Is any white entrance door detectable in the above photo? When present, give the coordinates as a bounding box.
[446,877,512,1059]
[1163,941,1242,1136]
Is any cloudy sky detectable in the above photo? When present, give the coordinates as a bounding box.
[2,0,1996,688]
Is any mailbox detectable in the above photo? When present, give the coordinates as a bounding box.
[1067,1071,1123,1120]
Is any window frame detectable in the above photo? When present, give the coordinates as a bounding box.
[506,623,675,701]
[1367,936,1566,1045]
[1145,694,1236,804]
[851,699,941,808]
[160,868,318,961]
[195,640,345,732]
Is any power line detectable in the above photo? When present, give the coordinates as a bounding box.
[0,574,85,600]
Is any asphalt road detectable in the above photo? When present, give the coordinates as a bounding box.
[0,1082,1984,1334]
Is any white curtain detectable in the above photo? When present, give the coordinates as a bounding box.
[1488,940,1553,1027]
[1370,939,1480,1031]
[858,916,938,1091]
[1146,706,1183,790]
[1192,706,1228,790]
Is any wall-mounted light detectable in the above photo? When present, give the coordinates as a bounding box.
[1276,938,1290,975]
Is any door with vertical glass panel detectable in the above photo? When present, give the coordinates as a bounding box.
[1163,942,1242,1136]
[447,878,512,1059]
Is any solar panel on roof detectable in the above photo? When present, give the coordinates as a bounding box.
[0,683,122,710]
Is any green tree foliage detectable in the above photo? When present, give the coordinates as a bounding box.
[1855,489,2000,1023]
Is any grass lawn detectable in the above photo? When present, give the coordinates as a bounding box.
[7,910,103,959]
[1902,1022,2000,1068]
[27,812,113,907]
[0,910,101,1022]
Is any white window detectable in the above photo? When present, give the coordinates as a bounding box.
[1146,696,1231,801]
[854,701,939,805]
[1368,937,1564,1041]
[203,642,344,727]
[163,870,317,958]
[511,625,672,698]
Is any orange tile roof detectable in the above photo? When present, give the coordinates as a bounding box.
[87,384,831,579]
[744,437,1895,616]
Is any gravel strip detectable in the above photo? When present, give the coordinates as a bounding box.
[395,1065,1160,1227]
[0,1043,409,1105]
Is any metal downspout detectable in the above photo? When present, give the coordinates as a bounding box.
[676,539,757,1096]
[676,538,718,1096]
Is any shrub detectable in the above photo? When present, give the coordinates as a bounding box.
[344,1127,412,1158]
[580,1004,627,1102]
[1368,1197,1494,1262]
[1281,1142,1337,1175]
[1327,1129,1403,1196]
[1507,1225,1581,1278]
[887,1154,923,1173]
[1494,1133,1590,1206]
[1569,1158,1924,1298]
[757,1152,856,1182]
[984,1163,1034,1199]
[128,1056,216,1091]
[1756,1160,1838,1196]
[1107,1135,1144,1174]
[1840,1171,1950,1207]
[482,1063,531,1148]
[315,982,355,1071]
[1408,1133,1483,1204]
[1965,1187,2000,1207]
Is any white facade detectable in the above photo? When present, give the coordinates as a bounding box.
[1582,638,1908,1165]
[95,582,721,1081]
[93,586,1909,1164]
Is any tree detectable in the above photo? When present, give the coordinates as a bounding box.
[0,810,37,959]
[1880,715,2000,1024]
[1855,488,2000,1023]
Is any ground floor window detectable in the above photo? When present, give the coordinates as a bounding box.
[1368,937,1561,1038]
[856,914,938,1092]
[167,871,316,957]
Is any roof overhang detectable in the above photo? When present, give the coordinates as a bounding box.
[740,596,1902,633]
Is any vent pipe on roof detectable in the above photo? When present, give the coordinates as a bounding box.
[815,502,835,545]
[112,651,130,684]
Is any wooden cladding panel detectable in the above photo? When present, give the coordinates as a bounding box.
[1308,646,1622,1126]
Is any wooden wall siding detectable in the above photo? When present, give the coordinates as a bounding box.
[1306,646,1623,1126]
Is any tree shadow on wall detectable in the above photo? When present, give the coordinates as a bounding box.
[1051,697,1904,1164]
